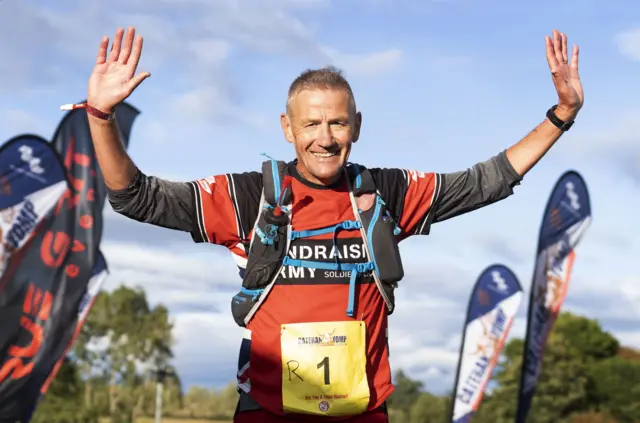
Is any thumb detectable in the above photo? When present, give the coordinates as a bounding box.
[127,71,151,93]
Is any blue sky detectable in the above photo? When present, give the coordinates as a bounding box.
[2,0,640,394]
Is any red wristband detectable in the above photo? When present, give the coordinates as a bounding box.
[86,104,115,121]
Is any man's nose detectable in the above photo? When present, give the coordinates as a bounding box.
[315,123,335,148]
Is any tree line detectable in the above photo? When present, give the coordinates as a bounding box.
[29,285,640,423]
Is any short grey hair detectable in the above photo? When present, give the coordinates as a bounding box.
[285,66,356,114]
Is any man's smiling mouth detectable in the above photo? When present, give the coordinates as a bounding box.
[311,152,337,158]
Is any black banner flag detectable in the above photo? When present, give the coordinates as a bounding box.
[0,102,139,422]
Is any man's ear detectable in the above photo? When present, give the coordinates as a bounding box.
[353,111,362,143]
[280,113,295,144]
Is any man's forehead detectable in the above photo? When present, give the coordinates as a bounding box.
[287,87,356,114]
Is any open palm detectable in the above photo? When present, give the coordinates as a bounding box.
[87,27,150,113]
[546,29,584,114]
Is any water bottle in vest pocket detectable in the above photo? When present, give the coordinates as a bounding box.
[230,206,290,327]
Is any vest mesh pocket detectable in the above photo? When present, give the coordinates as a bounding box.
[230,208,289,326]
[231,289,262,327]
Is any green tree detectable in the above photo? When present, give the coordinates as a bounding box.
[409,392,449,423]
[388,370,423,412]
[181,386,213,418]
[215,382,241,419]
[552,313,619,361]
[589,356,640,423]
[72,285,177,422]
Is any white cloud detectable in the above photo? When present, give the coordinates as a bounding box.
[619,276,640,321]
[188,39,231,66]
[322,47,404,77]
[616,28,640,62]
[172,311,244,385]
[101,240,241,293]
[553,108,640,161]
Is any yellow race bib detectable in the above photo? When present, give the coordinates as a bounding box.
[280,320,370,416]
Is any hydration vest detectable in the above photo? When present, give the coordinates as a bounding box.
[230,159,405,327]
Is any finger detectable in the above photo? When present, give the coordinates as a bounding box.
[127,71,151,92]
[95,36,109,65]
[545,35,559,72]
[561,32,568,64]
[570,43,579,77]
[108,28,125,63]
[119,27,136,65]
[553,29,564,65]
[127,35,144,75]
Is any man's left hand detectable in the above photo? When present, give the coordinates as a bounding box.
[546,29,584,122]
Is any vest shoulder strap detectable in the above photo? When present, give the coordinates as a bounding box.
[260,159,292,206]
[346,163,378,196]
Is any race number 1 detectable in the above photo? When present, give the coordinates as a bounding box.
[280,320,370,416]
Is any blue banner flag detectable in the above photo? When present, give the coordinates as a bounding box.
[515,170,592,423]
[451,264,523,423]
[0,136,70,278]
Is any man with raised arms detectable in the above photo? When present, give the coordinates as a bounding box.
[83,26,583,423]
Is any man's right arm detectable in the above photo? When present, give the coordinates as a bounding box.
[89,114,262,245]
[87,113,195,231]
[106,170,196,232]
[88,115,138,191]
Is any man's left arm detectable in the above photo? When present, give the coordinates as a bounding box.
[388,112,575,235]
[371,150,523,238]
[429,150,522,225]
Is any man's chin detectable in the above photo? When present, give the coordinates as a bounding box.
[313,167,345,183]
[301,163,339,183]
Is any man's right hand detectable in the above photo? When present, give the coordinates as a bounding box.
[87,27,150,114]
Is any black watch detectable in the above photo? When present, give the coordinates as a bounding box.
[546,105,574,131]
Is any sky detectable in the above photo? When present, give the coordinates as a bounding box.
[1,0,640,395]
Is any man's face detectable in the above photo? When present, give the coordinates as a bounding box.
[281,88,361,186]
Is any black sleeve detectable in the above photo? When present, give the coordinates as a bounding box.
[432,150,523,223]
[221,171,263,243]
[368,167,408,222]
[107,169,196,232]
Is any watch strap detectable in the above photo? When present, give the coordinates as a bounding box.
[546,105,574,131]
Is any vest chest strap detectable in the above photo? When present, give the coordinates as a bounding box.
[282,256,375,317]
[290,220,361,240]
